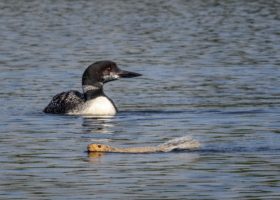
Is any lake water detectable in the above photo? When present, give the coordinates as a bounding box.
[1,0,280,199]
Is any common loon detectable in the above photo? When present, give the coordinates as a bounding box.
[43,60,141,115]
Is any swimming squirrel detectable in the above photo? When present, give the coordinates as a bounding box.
[87,136,200,153]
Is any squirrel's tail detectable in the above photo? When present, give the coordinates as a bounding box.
[158,136,200,152]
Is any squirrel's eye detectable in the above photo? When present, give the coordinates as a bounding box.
[98,145,102,148]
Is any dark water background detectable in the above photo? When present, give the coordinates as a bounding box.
[1,0,280,199]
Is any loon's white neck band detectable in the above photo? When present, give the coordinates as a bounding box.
[82,84,102,94]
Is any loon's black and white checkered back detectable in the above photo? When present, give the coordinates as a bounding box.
[43,90,85,114]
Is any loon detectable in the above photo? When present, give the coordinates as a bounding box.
[43,60,141,115]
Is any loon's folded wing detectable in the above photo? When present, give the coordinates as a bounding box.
[43,90,85,114]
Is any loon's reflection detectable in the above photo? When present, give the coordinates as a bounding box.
[81,116,115,134]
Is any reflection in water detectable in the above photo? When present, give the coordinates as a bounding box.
[170,152,200,163]
[82,116,115,134]
[88,152,105,163]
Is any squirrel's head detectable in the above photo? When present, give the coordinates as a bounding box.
[87,143,113,152]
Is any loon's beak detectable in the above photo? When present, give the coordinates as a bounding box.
[117,70,142,78]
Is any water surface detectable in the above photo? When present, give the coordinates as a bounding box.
[1,0,280,199]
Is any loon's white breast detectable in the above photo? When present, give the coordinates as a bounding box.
[75,96,117,116]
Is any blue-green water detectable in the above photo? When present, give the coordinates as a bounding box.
[1,0,280,199]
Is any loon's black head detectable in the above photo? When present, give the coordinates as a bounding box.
[82,60,141,86]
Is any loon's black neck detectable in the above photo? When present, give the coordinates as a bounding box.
[82,83,104,101]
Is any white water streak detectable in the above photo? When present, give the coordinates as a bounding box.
[159,136,201,152]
